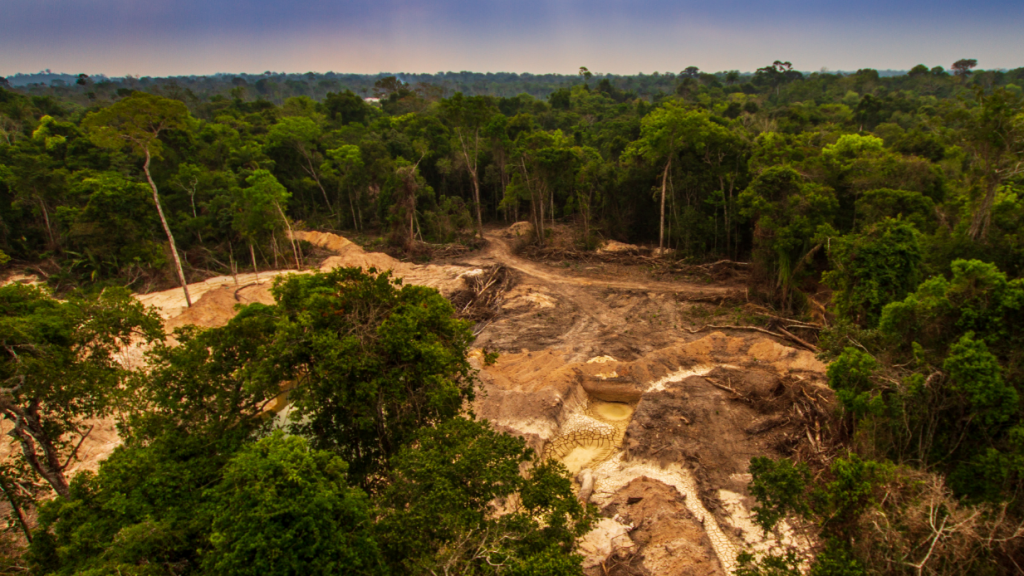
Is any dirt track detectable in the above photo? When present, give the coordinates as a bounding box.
[461,231,747,366]
[472,231,740,296]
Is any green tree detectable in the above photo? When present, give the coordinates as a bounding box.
[511,129,575,246]
[29,305,285,575]
[266,116,333,214]
[824,218,923,327]
[82,92,195,306]
[205,432,382,576]
[440,93,497,238]
[57,171,167,283]
[951,59,978,77]
[748,456,812,534]
[622,102,689,253]
[248,169,300,269]
[127,304,281,441]
[265,268,476,484]
[952,88,1024,239]
[739,166,837,311]
[0,284,161,497]
[573,147,609,247]
[232,169,295,277]
[324,144,365,231]
[375,417,592,576]
[879,259,1024,360]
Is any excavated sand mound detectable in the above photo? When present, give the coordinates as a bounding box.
[505,221,534,238]
[596,240,640,254]
[136,271,288,322]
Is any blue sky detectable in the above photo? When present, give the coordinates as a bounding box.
[2,0,1022,76]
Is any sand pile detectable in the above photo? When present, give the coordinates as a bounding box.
[505,221,533,238]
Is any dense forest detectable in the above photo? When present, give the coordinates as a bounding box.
[2,58,1024,574]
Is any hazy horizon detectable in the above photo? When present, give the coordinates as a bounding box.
[3,0,1023,78]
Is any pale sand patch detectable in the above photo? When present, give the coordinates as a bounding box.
[646,365,713,392]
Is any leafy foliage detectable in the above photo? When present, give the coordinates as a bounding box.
[205,432,381,576]
[824,218,923,327]
[375,418,592,576]
[267,267,476,484]
[748,456,811,534]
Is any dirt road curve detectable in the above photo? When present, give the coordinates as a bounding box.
[471,231,741,298]
[467,232,745,363]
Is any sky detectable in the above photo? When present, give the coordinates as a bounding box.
[1,0,1022,77]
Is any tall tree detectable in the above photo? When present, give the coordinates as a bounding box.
[265,268,476,485]
[245,170,301,269]
[954,89,1024,239]
[324,145,366,231]
[951,58,978,77]
[82,92,194,306]
[623,103,691,254]
[440,93,498,238]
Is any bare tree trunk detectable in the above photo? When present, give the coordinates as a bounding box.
[409,201,415,243]
[274,201,301,269]
[0,400,70,497]
[538,183,546,246]
[348,191,359,231]
[969,178,1000,240]
[250,243,259,283]
[144,148,191,307]
[520,158,543,246]
[659,157,671,255]
[550,186,555,230]
[271,230,279,269]
[36,195,57,250]
[229,243,238,285]
[459,131,484,239]
[301,152,334,216]
[501,154,510,220]
[583,188,592,243]
[185,180,204,243]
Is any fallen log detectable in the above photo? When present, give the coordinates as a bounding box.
[684,324,819,353]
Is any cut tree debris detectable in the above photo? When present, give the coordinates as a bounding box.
[448,264,518,322]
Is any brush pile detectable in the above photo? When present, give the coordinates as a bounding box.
[448,265,517,322]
